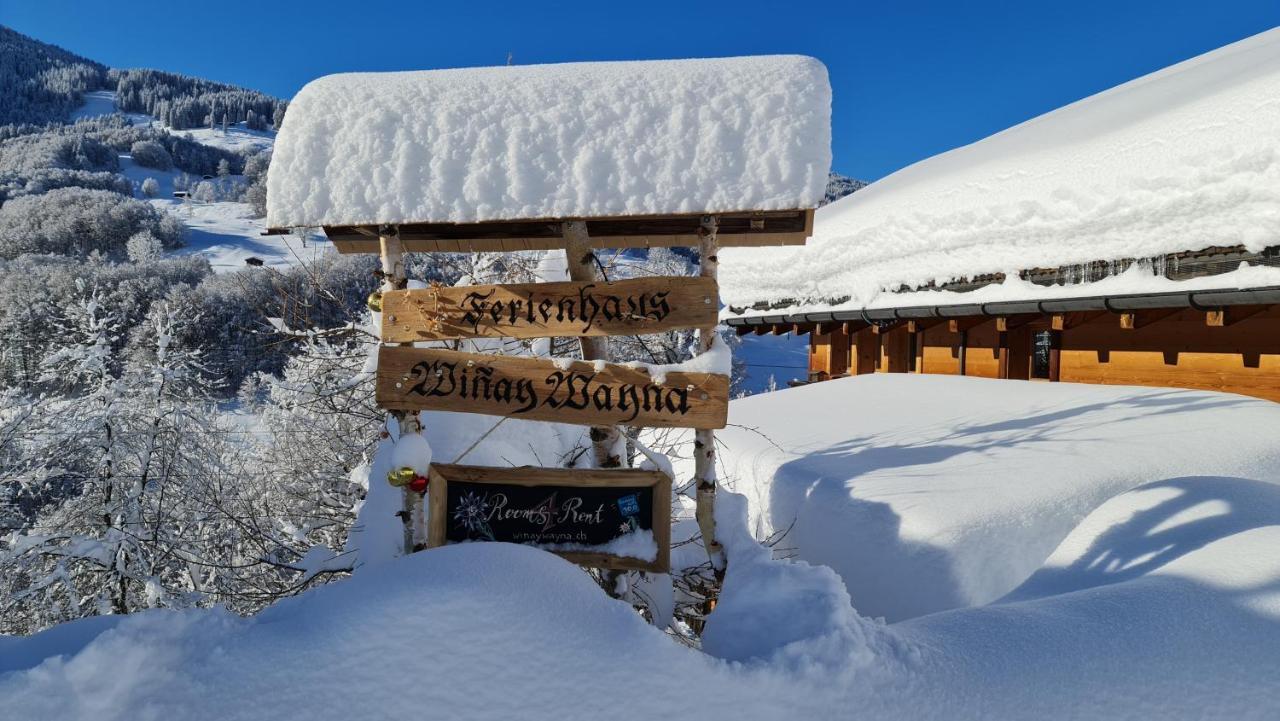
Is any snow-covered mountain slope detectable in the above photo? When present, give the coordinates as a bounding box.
[5,376,1280,719]
[714,373,1280,622]
[70,90,329,271]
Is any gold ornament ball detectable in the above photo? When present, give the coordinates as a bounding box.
[366,291,383,313]
[387,466,415,487]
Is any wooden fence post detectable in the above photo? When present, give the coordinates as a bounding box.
[379,226,424,554]
[562,221,624,468]
[695,216,724,569]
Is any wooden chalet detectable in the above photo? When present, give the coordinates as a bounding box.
[720,31,1280,402]
[726,245,1280,402]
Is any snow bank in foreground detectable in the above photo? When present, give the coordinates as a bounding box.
[6,482,1280,721]
[716,374,1280,622]
[721,27,1280,311]
[7,376,1280,718]
[266,56,831,228]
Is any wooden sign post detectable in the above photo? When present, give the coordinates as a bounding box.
[380,276,719,342]
[376,346,729,429]
[427,464,671,572]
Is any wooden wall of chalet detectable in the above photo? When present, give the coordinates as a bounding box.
[801,305,1280,403]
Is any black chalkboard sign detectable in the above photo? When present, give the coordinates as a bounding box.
[426,464,671,572]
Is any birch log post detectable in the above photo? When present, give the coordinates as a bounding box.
[562,221,623,468]
[695,216,724,569]
[379,226,425,553]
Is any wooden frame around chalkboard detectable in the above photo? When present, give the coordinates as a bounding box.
[426,464,671,573]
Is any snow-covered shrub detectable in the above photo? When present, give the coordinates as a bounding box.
[0,132,119,174]
[140,176,159,197]
[0,187,183,258]
[126,229,163,263]
[0,168,131,203]
[191,179,218,203]
[130,139,173,170]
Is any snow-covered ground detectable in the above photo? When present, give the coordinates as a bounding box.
[5,376,1280,719]
[717,374,1280,621]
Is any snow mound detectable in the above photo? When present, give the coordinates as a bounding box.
[721,27,1280,311]
[716,374,1280,621]
[266,56,831,228]
[0,544,864,720]
[900,475,1280,719]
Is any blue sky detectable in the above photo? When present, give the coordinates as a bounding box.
[4,1,1278,180]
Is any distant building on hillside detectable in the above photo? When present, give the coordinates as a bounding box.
[721,29,1280,402]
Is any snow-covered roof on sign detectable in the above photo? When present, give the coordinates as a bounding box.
[721,28,1280,316]
[265,56,831,229]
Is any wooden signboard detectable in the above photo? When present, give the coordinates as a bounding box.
[380,276,719,342]
[427,464,671,572]
[377,346,729,429]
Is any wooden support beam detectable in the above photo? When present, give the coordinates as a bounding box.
[1051,311,1108,331]
[906,318,945,333]
[852,326,877,375]
[735,324,754,336]
[816,321,841,336]
[1047,329,1062,382]
[996,314,1039,332]
[948,316,992,334]
[1206,305,1268,327]
[752,324,771,336]
[1119,308,1181,330]
[792,323,813,337]
[693,216,723,572]
[872,319,905,335]
[842,319,870,336]
[378,226,424,555]
[564,221,623,469]
[770,324,790,336]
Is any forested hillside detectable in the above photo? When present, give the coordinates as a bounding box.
[0,26,107,125]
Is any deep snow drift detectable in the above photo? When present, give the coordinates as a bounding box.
[720,27,1280,312]
[717,374,1280,621]
[5,377,1280,719]
[266,56,831,228]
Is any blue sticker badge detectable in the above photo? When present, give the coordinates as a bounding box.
[617,493,640,517]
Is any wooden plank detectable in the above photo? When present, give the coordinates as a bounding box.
[949,316,992,333]
[907,318,944,333]
[1206,306,1268,327]
[842,320,870,336]
[852,326,878,375]
[425,464,671,573]
[381,276,718,342]
[1051,311,1108,331]
[322,209,815,253]
[996,314,1040,332]
[376,346,729,429]
[1120,308,1181,330]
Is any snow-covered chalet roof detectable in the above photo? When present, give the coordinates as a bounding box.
[721,28,1280,316]
[266,56,831,229]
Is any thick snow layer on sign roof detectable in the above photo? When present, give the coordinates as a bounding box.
[721,28,1280,313]
[265,56,831,228]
